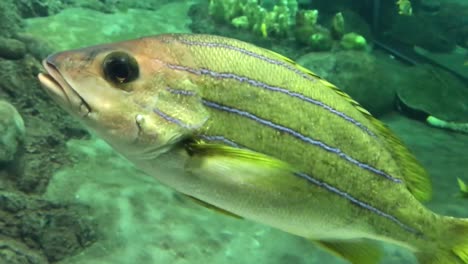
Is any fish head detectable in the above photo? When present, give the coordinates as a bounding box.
[37,38,188,158]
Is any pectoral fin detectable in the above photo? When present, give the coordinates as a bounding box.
[316,239,383,264]
[184,140,303,189]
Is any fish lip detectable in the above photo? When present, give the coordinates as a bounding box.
[38,60,91,118]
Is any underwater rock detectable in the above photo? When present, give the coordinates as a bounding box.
[15,33,55,62]
[24,4,193,51]
[388,15,456,52]
[396,64,468,123]
[0,55,84,194]
[0,0,22,38]
[0,191,97,262]
[0,236,48,264]
[297,50,405,116]
[420,0,441,12]
[15,0,50,18]
[0,101,25,163]
[435,3,468,49]
[0,37,26,60]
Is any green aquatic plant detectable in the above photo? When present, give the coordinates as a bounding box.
[209,0,297,37]
[426,116,468,134]
[208,1,367,53]
[457,178,468,198]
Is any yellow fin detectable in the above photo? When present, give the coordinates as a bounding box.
[417,217,468,264]
[185,140,305,192]
[261,50,432,201]
[316,239,383,264]
[184,194,243,219]
[186,140,291,170]
[458,178,468,198]
[369,119,432,202]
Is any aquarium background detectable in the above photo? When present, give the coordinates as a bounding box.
[0,0,467,263]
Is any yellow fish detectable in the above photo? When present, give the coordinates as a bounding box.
[38,34,468,264]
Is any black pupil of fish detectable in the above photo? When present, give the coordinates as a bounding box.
[103,52,139,84]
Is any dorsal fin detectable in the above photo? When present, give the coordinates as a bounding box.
[264,49,432,201]
[366,117,432,201]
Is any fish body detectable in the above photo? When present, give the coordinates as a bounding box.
[38,34,468,264]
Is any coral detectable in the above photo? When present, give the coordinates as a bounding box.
[208,1,371,53]
[340,32,367,50]
[396,0,413,16]
[308,27,333,51]
[294,9,333,51]
[331,12,344,40]
[0,100,25,163]
[301,9,318,27]
[231,15,249,29]
[209,0,298,37]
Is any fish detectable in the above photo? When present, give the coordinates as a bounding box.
[37,33,468,264]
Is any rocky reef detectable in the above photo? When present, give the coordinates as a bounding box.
[0,0,96,262]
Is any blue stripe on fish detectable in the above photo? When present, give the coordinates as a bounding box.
[294,172,419,234]
[166,86,197,96]
[153,108,205,130]
[199,135,240,148]
[176,38,318,83]
[201,99,402,183]
[166,64,376,138]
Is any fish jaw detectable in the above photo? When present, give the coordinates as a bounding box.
[38,56,91,118]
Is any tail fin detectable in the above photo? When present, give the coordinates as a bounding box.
[417,216,468,264]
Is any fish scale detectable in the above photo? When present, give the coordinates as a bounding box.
[146,34,425,241]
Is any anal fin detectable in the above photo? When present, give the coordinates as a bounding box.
[316,239,383,264]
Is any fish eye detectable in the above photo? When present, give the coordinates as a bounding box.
[102,52,139,84]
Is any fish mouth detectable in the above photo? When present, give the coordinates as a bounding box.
[38,60,91,118]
